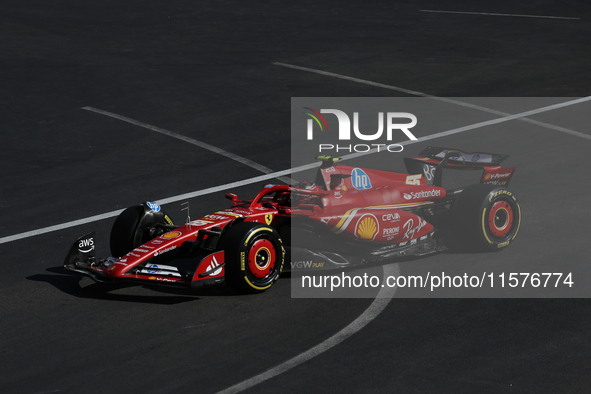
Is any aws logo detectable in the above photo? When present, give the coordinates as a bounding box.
[355,214,379,241]
[78,237,94,253]
[303,107,417,153]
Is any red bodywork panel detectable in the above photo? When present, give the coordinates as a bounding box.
[84,188,287,286]
[64,146,517,289]
[290,164,443,244]
[91,170,443,283]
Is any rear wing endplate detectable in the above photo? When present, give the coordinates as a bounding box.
[404,146,516,187]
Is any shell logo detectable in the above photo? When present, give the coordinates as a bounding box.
[161,231,182,239]
[484,173,491,180]
[355,214,379,240]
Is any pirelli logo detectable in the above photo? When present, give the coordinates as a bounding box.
[489,190,512,202]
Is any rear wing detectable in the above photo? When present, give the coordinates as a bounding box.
[404,146,516,187]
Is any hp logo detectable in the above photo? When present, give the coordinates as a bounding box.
[351,168,372,190]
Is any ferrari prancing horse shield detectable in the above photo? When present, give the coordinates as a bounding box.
[265,214,273,225]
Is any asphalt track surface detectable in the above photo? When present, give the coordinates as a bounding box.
[2,1,591,393]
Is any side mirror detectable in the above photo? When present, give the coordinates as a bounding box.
[225,193,239,203]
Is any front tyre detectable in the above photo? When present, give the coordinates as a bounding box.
[219,222,285,293]
[110,202,174,257]
[452,184,521,251]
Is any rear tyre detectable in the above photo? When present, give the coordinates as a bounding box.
[452,184,521,251]
[219,222,284,293]
[110,203,174,257]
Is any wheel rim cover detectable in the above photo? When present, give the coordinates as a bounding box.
[488,201,513,237]
[248,238,276,278]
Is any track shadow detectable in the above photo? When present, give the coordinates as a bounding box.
[438,235,506,255]
[27,266,241,303]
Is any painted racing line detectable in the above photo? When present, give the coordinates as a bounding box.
[215,263,400,394]
[82,106,294,185]
[3,83,591,394]
[212,95,591,393]
[274,62,591,141]
[1,95,591,246]
[420,9,580,20]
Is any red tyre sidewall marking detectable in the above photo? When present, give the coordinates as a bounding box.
[248,238,276,278]
[488,200,513,238]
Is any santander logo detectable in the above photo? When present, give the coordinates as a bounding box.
[403,189,441,200]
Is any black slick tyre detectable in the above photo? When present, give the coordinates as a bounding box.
[110,205,144,257]
[219,222,285,293]
[110,203,174,257]
[452,184,521,251]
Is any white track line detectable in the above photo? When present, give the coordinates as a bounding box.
[212,66,591,394]
[336,95,591,161]
[215,263,399,394]
[275,62,431,97]
[274,62,591,141]
[0,169,299,245]
[82,106,294,183]
[7,98,589,394]
[420,10,580,20]
[2,96,590,246]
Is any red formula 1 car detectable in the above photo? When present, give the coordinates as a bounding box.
[64,147,521,293]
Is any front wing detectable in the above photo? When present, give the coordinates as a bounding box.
[63,232,226,288]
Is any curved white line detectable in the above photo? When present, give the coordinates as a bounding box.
[82,106,295,184]
[82,107,275,175]
[420,9,580,20]
[0,169,299,245]
[274,63,591,141]
[3,96,590,245]
[215,263,399,394]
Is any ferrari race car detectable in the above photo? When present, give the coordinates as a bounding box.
[64,147,521,293]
